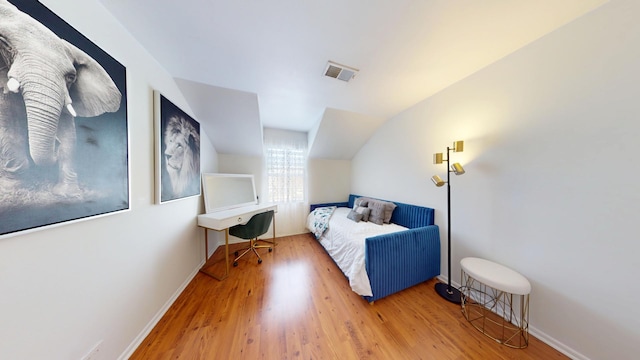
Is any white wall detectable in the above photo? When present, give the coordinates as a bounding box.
[308,159,351,204]
[352,0,639,359]
[0,1,218,359]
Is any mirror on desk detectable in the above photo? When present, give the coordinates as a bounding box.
[202,173,257,213]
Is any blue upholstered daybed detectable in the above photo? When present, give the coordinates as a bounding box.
[308,194,441,303]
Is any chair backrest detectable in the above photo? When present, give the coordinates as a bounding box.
[229,210,274,239]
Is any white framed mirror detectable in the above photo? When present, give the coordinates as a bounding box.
[202,173,257,213]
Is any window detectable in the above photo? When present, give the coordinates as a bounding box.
[263,128,307,203]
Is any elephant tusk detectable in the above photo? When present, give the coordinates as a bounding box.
[66,103,77,117]
[7,78,20,92]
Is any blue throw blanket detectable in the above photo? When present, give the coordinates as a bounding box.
[308,206,336,239]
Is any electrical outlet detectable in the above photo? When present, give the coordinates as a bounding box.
[82,341,102,360]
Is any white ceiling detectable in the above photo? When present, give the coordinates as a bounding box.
[97,0,607,158]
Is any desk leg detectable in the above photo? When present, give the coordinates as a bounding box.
[224,229,230,275]
[273,217,276,246]
[199,228,229,281]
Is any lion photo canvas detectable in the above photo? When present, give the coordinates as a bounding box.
[0,0,129,237]
[154,92,201,204]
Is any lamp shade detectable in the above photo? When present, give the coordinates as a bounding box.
[431,175,445,187]
[433,153,443,164]
[451,163,465,175]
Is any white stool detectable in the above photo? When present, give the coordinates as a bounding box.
[460,257,531,348]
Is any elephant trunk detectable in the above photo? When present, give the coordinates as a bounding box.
[21,74,65,166]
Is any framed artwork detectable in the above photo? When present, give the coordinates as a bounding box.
[0,0,129,237]
[154,91,201,204]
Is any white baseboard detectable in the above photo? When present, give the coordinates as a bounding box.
[528,325,590,360]
[436,274,589,360]
[117,263,203,360]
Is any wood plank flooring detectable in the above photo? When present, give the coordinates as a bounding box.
[130,233,568,359]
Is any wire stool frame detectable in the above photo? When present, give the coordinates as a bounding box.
[460,269,530,348]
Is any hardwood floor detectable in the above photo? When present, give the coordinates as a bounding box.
[130,234,567,359]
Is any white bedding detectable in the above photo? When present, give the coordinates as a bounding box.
[307,207,407,296]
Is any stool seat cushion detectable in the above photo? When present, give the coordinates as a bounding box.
[461,257,531,295]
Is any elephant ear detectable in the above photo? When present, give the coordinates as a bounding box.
[63,40,122,117]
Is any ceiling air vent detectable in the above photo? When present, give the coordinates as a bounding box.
[324,61,358,82]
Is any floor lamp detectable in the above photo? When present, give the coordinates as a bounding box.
[431,140,465,304]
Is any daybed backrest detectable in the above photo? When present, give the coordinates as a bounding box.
[309,201,348,212]
[348,194,434,229]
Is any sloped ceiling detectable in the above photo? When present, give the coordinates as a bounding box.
[174,78,263,156]
[98,0,608,159]
[308,108,386,159]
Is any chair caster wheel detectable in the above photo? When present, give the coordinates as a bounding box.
[268,248,273,252]
[233,262,238,267]
[234,251,239,256]
[258,259,262,264]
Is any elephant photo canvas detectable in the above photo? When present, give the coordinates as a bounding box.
[0,0,129,237]
[154,92,201,204]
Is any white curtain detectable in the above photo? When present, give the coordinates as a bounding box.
[263,128,309,237]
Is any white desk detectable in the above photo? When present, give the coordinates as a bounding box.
[197,203,277,280]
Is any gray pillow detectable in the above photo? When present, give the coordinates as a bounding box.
[367,199,397,224]
[347,210,364,222]
[382,201,397,223]
[368,202,385,225]
[354,206,371,222]
[353,197,369,208]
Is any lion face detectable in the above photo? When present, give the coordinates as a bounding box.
[164,130,186,171]
[163,115,200,197]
